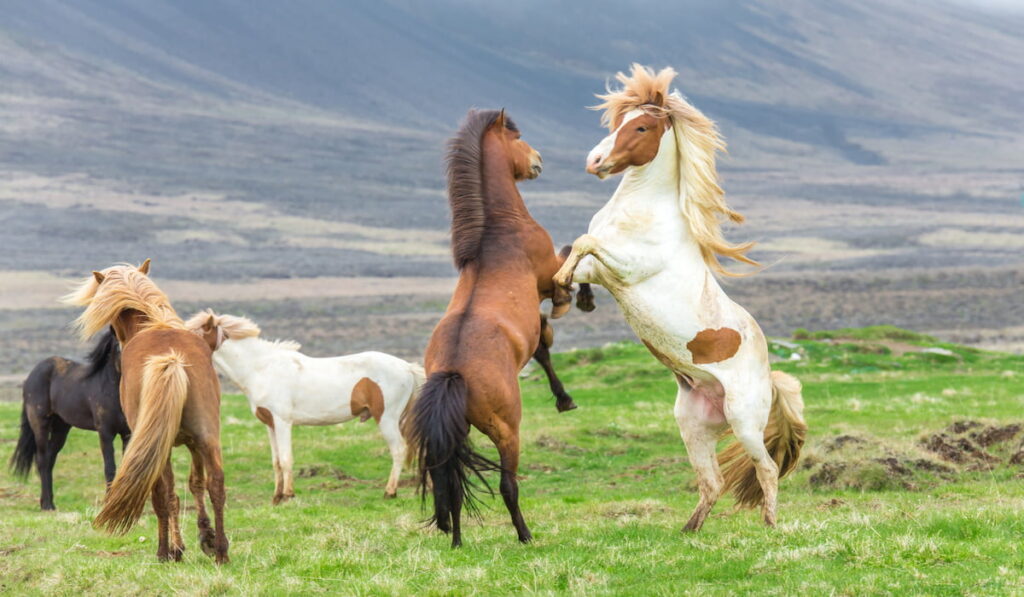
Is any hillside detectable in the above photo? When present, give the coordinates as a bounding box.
[1,328,1022,593]
[1,0,1023,374]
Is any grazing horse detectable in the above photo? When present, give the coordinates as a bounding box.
[185,310,425,504]
[9,328,129,510]
[63,260,229,564]
[554,65,807,531]
[403,109,572,547]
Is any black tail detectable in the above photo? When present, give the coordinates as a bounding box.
[402,371,501,533]
[9,406,36,479]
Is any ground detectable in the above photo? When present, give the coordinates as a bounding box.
[1,327,1023,595]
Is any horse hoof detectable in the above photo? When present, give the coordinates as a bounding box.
[200,535,217,557]
[556,399,578,413]
[41,503,56,511]
[215,553,230,565]
[383,491,397,499]
[681,522,702,533]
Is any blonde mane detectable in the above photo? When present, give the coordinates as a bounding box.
[185,310,301,351]
[593,63,759,276]
[64,263,183,340]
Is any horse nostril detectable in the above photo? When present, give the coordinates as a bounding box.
[593,155,603,165]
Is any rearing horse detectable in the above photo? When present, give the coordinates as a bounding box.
[554,65,807,531]
[403,109,570,547]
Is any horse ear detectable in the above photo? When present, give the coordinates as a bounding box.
[651,90,665,108]
[496,109,506,129]
[203,314,216,331]
[138,258,151,275]
[92,271,105,284]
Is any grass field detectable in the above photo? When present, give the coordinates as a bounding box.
[2,327,1023,595]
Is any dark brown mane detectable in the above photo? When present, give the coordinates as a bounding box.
[445,109,516,270]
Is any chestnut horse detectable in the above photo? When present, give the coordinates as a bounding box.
[403,109,572,547]
[10,327,129,510]
[64,260,229,564]
[555,65,807,531]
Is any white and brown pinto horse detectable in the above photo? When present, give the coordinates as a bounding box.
[186,311,424,503]
[554,65,807,531]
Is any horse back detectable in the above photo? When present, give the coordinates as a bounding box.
[22,356,107,431]
[120,328,220,441]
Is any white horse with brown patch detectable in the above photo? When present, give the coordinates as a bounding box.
[186,311,424,504]
[554,64,807,531]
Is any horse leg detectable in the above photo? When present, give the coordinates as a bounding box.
[533,319,576,412]
[199,440,230,564]
[38,419,70,511]
[676,379,725,532]
[489,424,531,543]
[380,416,406,499]
[162,462,185,561]
[271,417,295,503]
[186,444,216,557]
[264,424,284,504]
[728,407,779,527]
[151,464,172,562]
[98,430,117,488]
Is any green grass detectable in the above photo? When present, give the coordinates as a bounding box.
[2,329,1023,595]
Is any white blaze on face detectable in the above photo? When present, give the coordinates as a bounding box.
[586,110,645,179]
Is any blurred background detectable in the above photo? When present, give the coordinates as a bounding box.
[1,0,1022,390]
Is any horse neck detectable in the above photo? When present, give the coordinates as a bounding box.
[611,123,705,264]
[213,337,271,386]
[481,134,532,234]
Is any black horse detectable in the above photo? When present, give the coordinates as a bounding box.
[9,328,130,510]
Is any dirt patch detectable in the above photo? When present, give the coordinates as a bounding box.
[806,433,956,491]
[823,435,867,452]
[601,499,670,521]
[534,434,587,454]
[807,421,1024,492]
[920,421,1022,469]
[296,465,359,481]
[972,424,1022,447]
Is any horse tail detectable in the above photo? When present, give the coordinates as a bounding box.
[401,363,428,467]
[94,350,189,534]
[401,371,500,534]
[9,404,36,479]
[718,370,807,508]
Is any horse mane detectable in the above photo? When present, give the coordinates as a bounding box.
[84,326,120,378]
[445,109,509,269]
[63,264,183,340]
[185,310,301,351]
[593,64,759,277]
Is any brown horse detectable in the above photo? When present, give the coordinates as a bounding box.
[403,109,572,547]
[63,260,229,564]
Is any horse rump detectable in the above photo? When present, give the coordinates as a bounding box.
[93,350,189,534]
[401,371,501,534]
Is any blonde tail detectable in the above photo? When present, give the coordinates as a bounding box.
[93,351,189,534]
[718,370,807,508]
[402,363,427,468]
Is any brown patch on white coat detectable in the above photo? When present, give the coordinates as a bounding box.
[350,377,384,423]
[687,328,742,364]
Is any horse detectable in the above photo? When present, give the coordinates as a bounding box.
[402,108,574,547]
[9,327,130,510]
[553,65,807,531]
[63,260,229,564]
[185,310,426,504]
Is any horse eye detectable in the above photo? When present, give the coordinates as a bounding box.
[636,126,647,133]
